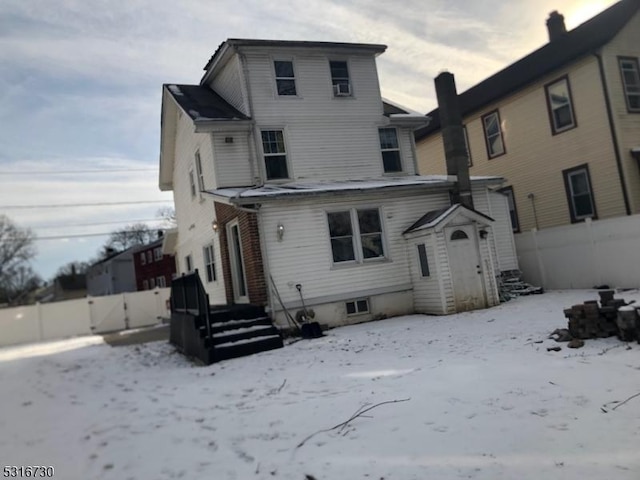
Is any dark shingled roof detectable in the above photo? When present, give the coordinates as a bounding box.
[415,0,640,140]
[382,101,409,115]
[164,84,249,122]
[403,204,495,234]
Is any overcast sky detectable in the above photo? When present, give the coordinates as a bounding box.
[0,0,617,281]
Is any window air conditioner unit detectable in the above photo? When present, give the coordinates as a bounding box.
[333,83,351,96]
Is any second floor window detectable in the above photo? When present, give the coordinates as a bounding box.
[619,57,640,112]
[195,150,205,194]
[379,128,402,173]
[482,110,505,158]
[154,247,162,261]
[140,252,146,265]
[274,60,296,96]
[545,76,576,134]
[261,130,289,180]
[330,60,351,96]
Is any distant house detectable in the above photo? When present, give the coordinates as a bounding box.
[416,0,640,233]
[86,248,136,296]
[159,38,518,324]
[133,237,177,290]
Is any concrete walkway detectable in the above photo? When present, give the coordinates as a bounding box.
[101,324,169,347]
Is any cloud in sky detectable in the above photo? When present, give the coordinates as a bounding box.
[0,0,617,279]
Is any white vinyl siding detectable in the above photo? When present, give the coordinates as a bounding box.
[207,54,249,115]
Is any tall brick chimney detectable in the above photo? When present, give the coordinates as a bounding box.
[434,71,473,209]
[546,11,567,42]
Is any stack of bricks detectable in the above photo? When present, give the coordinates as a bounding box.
[563,290,624,340]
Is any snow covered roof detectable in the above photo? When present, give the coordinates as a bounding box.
[208,176,503,205]
[403,203,494,234]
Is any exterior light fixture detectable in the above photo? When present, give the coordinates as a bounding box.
[212,220,219,232]
[277,223,285,241]
[479,229,488,239]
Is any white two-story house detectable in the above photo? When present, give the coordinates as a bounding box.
[159,39,517,326]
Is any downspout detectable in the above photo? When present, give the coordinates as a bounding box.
[255,204,276,317]
[239,53,265,186]
[594,51,631,215]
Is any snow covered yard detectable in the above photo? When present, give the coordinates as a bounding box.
[1,290,639,480]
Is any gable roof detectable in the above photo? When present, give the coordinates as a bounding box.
[403,204,495,235]
[164,84,249,123]
[415,0,640,140]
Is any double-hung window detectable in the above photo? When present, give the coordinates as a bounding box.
[330,60,351,96]
[545,76,576,134]
[157,276,166,288]
[327,208,385,264]
[140,252,146,265]
[563,164,596,223]
[194,150,205,195]
[274,60,296,96]
[203,244,216,282]
[154,247,162,261]
[379,128,402,173]
[261,130,289,180]
[619,57,640,112]
[482,110,505,158]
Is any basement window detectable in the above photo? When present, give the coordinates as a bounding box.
[346,299,369,315]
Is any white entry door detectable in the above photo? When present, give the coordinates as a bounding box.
[444,224,486,312]
[227,220,249,304]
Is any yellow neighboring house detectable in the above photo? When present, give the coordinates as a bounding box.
[416,0,640,234]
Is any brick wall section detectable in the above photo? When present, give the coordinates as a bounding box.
[133,242,177,290]
[214,202,268,306]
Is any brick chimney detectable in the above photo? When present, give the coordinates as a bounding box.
[434,71,473,209]
[546,11,567,42]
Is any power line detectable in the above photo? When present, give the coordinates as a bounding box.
[34,231,152,241]
[1,200,171,209]
[0,168,157,175]
[33,218,163,229]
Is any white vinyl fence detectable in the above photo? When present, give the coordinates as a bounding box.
[515,215,640,290]
[0,288,171,348]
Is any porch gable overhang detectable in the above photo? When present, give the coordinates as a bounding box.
[403,203,494,237]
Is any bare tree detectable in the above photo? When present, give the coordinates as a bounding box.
[157,207,177,228]
[1,265,41,306]
[54,260,91,278]
[103,223,158,253]
[0,215,39,305]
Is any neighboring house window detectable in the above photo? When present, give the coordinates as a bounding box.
[330,60,351,96]
[142,280,149,290]
[417,244,430,277]
[327,208,385,264]
[189,169,196,198]
[203,244,216,282]
[346,299,369,315]
[274,60,297,96]
[463,125,472,167]
[140,252,146,265]
[482,110,505,158]
[619,57,640,112]
[379,128,402,173]
[498,186,520,233]
[157,276,166,288]
[149,277,156,289]
[261,130,289,180]
[146,251,152,263]
[195,150,205,195]
[563,164,596,223]
[545,76,576,134]
[154,247,162,261]
[185,254,193,272]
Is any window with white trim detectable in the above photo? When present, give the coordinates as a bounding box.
[146,251,152,263]
[545,76,576,134]
[346,299,369,315]
[188,169,196,198]
[327,208,385,264]
[274,60,297,96]
[261,130,289,180]
[203,244,216,282]
[563,164,596,223]
[142,280,149,290]
[154,247,162,261]
[156,276,166,288]
[619,57,640,112]
[194,150,205,195]
[330,60,351,96]
[140,252,146,265]
[379,128,402,173]
[149,277,156,289]
[482,110,505,158]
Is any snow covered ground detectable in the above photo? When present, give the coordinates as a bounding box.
[1,290,639,480]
